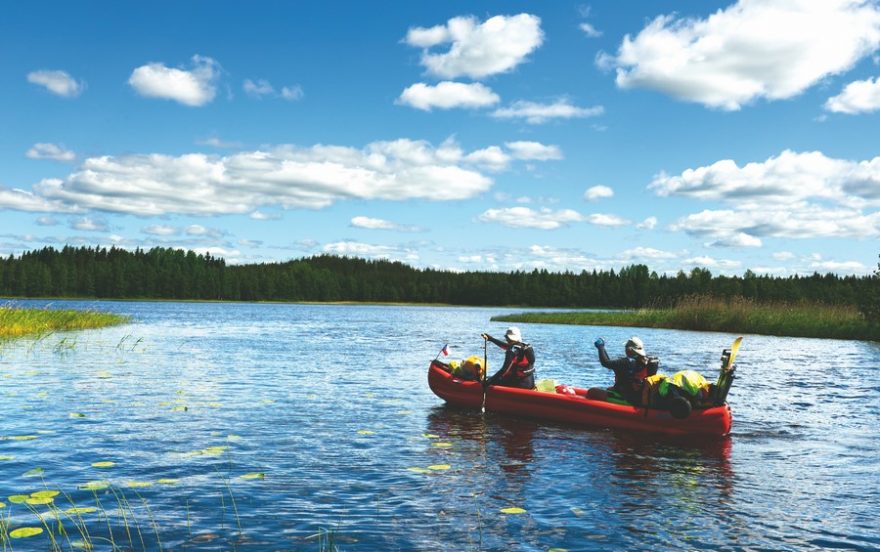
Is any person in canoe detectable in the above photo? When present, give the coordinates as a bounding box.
[481,327,536,390]
[587,336,658,405]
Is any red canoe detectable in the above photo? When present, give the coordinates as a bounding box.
[428,360,732,437]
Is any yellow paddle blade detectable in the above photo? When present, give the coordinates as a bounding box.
[728,336,743,367]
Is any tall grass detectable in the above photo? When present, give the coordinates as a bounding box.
[492,295,880,341]
[0,306,128,339]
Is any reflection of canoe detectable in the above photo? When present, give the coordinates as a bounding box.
[428,361,732,437]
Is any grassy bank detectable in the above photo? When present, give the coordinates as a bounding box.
[492,296,879,341]
[0,306,128,339]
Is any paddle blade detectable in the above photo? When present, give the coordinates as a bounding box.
[728,336,743,367]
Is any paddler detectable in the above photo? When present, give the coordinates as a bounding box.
[481,327,536,390]
[587,336,658,405]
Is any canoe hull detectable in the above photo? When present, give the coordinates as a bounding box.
[428,361,732,437]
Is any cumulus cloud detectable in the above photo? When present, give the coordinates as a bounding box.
[36,216,58,226]
[405,13,544,79]
[810,259,866,272]
[243,79,303,101]
[322,240,419,263]
[683,256,742,271]
[478,207,584,229]
[27,70,84,97]
[464,146,511,172]
[197,136,244,149]
[773,251,795,261]
[26,143,75,162]
[350,216,412,231]
[3,138,560,216]
[505,141,563,160]
[586,213,629,227]
[70,217,106,232]
[584,185,614,201]
[579,22,602,38]
[825,76,880,114]
[637,216,658,230]
[281,85,304,101]
[599,0,880,110]
[491,99,604,124]
[128,55,221,107]
[397,81,500,110]
[620,247,677,260]
[142,225,178,236]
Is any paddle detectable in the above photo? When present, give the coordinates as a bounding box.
[725,336,743,370]
[714,336,742,405]
[481,335,489,412]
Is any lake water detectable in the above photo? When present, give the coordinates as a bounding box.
[1,300,878,550]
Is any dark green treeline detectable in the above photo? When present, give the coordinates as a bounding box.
[0,246,877,312]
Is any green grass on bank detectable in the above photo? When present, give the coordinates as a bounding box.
[0,306,129,339]
[492,295,879,341]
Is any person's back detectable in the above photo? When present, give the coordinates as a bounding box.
[588,336,654,405]
[482,327,536,390]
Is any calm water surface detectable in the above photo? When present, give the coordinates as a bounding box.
[1,300,878,551]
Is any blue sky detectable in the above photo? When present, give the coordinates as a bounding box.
[2,0,880,276]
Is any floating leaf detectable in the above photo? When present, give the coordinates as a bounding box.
[0,501,5,508]
[407,467,431,474]
[432,442,453,448]
[548,549,568,552]
[126,481,153,488]
[5,435,38,441]
[157,478,179,485]
[96,371,112,379]
[226,434,242,442]
[500,507,527,514]
[26,496,53,505]
[91,461,115,468]
[397,409,413,415]
[0,455,14,461]
[201,446,228,456]
[30,490,60,499]
[260,399,275,405]
[36,391,49,398]
[171,406,188,412]
[65,507,99,515]
[427,464,451,471]
[570,507,584,517]
[239,472,265,480]
[8,495,29,503]
[422,433,439,439]
[9,527,43,538]
[357,430,375,435]
[24,467,45,477]
[79,480,110,491]
[69,412,86,418]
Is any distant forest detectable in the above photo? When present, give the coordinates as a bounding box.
[1,246,877,313]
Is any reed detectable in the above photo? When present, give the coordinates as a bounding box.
[492,295,879,341]
[0,306,128,339]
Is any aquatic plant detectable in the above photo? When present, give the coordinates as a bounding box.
[0,306,129,340]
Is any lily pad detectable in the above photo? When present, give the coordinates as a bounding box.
[126,481,153,488]
[91,461,115,468]
[0,501,5,508]
[95,371,112,379]
[36,391,49,398]
[69,412,86,418]
[500,507,527,514]
[427,464,451,471]
[157,478,179,485]
[65,507,99,515]
[407,467,431,474]
[422,433,440,439]
[0,455,14,461]
[432,442,453,448]
[25,496,54,505]
[8,495,29,503]
[356,430,375,435]
[171,406,188,412]
[9,527,43,538]
[201,446,228,456]
[23,467,45,477]
[226,434,243,442]
[79,480,110,491]
[6,435,38,441]
[239,472,265,480]
[30,490,60,499]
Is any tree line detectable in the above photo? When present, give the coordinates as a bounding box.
[0,246,877,320]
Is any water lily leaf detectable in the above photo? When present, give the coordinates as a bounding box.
[422,433,440,439]
[30,490,60,499]
[260,399,275,405]
[69,412,86,418]
[79,480,110,491]
[36,391,49,398]
[66,507,99,515]
[25,496,53,505]
[432,442,452,448]
[570,507,584,517]
[95,371,112,379]
[239,472,265,480]
[9,527,43,538]
[0,501,5,508]
[91,461,115,468]
[126,481,153,488]
[24,467,45,476]
[356,430,375,435]
[397,409,413,415]
[407,467,431,474]
[0,455,14,461]
[6,435,38,441]
[226,434,242,442]
[201,446,228,456]
[157,478,179,485]
[8,495,29,503]
[500,507,527,514]
[171,406,188,412]
[548,548,568,552]
[427,464,451,471]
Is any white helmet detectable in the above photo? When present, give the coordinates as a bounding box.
[505,327,523,343]
[625,336,646,358]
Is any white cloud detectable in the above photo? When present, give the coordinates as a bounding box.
[478,207,582,229]
[584,185,613,201]
[600,0,880,110]
[579,22,602,38]
[197,136,243,149]
[397,81,499,110]
[465,146,510,171]
[586,213,629,227]
[27,70,84,97]
[683,256,742,271]
[143,225,178,236]
[620,247,677,260]
[281,85,304,101]
[249,210,280,220]
[505,141,562,160]
[406,14,544,79]
[650,150,880,206]
[35,216,58,226]
[128,55,221,107]
[491,99,604,124]
[637,216,658,230]
[810,259,866,272]
[70,217,106,232]
[825,76,880,114]
[12,138,552,216]
[26,143,75,162]
[322,240,419,263]
[706,233,763,248]
[773,251,795,261]
[350,216,397,230]
[243,78,275,98]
